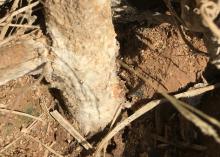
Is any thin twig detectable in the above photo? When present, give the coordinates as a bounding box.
[0,108,43,122]
[95,81,220,155]
[180,100,220,128]
[24,134,63,157]
[0,27,39,47]
[161,92,220,143]
[200,2,220,40]
[0,113,45,154]
[0,23,40,28]
[95,83,220,155]
[11,0,21,11]
[0,1,39,24]
[102,101,123,157]
[50,110,93,150]
[43,141,56,157]
[0,135,23,155]
[0,0,20,39]
[95,61,220,155]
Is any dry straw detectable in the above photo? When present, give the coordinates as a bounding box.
[95,60,220,156]
[50,110,93,150]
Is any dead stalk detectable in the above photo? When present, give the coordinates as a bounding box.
[50,110,93,150]
[0,108,43,122]
[0,113,45,154]
[25,134,63,157]
[95,61,220,156]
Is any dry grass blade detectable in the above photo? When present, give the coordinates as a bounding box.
[94,83,220,156]
[0,34,17,46]
[50,110,93,150]
[95,61,220,156]
[0,135,23,155]
[0,0,20,39]
[161,92,220,143]
[200,1,220,40]
[25,134,63,157]
[0,0,39,40]
[0,108,43,122]
[102,102,123,157]
[94,99,162,156]
[0,23,40,28]
[0,1,39,24]
[0,113,45,154]
[180,100,220,128]
[43,141,56,157]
